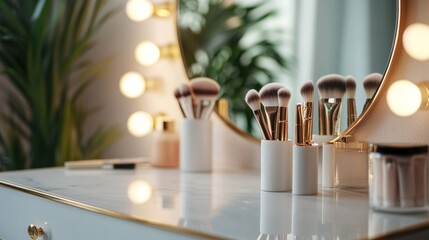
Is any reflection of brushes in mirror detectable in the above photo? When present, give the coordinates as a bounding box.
[300,81,314,144]
[174,88,186,118]
[245,89,271,140]
[362,73,382,112]
[189,77,220,119]
[260,83,284,140]
[179,83,195,119]
[345,75,357,127]
[277,88,291,141]
[317,74,346,136]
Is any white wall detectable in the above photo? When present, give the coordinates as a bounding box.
[351,0,429,144]
[85,0,184,158]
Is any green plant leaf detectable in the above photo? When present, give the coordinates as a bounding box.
[0,0,121,169]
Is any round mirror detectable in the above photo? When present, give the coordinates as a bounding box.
[177,0,397,139]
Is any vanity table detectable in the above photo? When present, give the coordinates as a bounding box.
[0,166,428,239]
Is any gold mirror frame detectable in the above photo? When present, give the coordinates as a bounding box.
[175,0,404,143]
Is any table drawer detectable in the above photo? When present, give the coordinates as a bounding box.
[0,186,202,240]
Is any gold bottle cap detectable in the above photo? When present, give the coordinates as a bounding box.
[155,118,175,132]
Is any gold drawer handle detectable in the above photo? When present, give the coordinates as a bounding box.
[27,224,44,240]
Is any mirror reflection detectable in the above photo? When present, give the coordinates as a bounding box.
[178,0,397,138]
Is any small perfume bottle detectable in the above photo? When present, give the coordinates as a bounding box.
[151,118,179,168]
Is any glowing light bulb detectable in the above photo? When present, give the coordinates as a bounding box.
[126,0,154,22]
[135,41,160,66]
[128,180,152,204]
[119,72,146,98]
[127,111,153,137]
[387,80,421,117]
[403,23,429,61]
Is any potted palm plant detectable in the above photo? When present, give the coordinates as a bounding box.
[0,0,123,170]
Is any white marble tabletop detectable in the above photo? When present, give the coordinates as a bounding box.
[0,166,428,239]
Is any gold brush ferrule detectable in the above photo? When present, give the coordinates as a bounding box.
[318,98,343,136]
[347,98,357,127]
[303,102,313,145]
[253,109,272,140]
[264,106,279,140]
[277,106,288,141]
[362,98,372,113]
[295,104,305,146]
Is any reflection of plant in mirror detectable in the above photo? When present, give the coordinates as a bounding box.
[179,0,290,135]
[0,0,123,170]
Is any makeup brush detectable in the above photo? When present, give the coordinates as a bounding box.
[317,74,346,99]
[317,74,346,136]
[277,88,291,141]
[295,103,304,146]
[245,89,271,140]
[189,77,220,119]
[345,75,357,127]
[259,83,284,140]
[174,88,186,118]
[300,81,314,144]
[362,73,382,112]
[179,83,195,119]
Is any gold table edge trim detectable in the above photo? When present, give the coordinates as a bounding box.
[0,179,225,240]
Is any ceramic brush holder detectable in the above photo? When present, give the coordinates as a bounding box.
[180,119,212,172]
[260,140,293,192]
[292,144,318,195]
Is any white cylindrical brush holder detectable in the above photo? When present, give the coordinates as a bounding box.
[261,140,293,192]
[180,119,212,172]
[313,135,335,185]
[322,142,335,188]
[292,144,318,195]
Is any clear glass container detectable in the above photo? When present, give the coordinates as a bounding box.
[369,143,428,213]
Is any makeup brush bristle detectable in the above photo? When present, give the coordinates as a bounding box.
[174,88,182,99]
[278,88,291,107]
[345,75,356,98]
[245,89,262,111]
[363,73,382,98]
[259,83,284,107]
[300,81,314,103]
[317,74,346,99]
[189,77,220,99]
[179,83,192,97]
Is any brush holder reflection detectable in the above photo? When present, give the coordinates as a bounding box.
[260,191,290,237]
[260,140,293,192]
[180,119,212,172]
